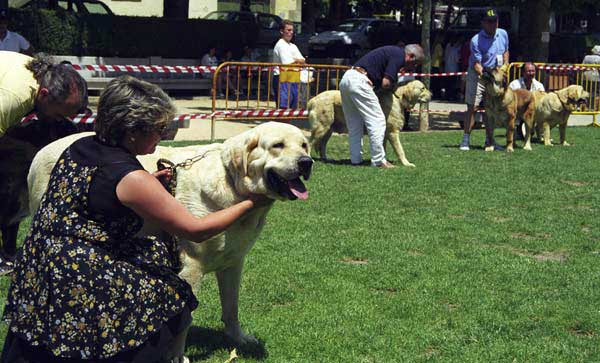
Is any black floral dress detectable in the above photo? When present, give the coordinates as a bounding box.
[2,136,198,360]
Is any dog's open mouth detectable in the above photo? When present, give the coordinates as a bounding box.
[266,169,309,200]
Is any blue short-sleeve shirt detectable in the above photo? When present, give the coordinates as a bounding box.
[468,28,509,69]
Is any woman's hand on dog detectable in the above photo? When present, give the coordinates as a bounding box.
[247,193,273,208]
[152,168,173,188]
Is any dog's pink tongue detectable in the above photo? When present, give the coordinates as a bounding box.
[287,178,308,200]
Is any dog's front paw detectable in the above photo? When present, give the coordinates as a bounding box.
[507,146,514,153]
[224,325,259,346]
[561,141,570,146]
[484,145,494,152]
[401,161,416,167]
[523,145,532,151]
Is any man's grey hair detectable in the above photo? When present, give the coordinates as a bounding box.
[405,44,425,62]
[26,55,88,111]
[95,75,176,146]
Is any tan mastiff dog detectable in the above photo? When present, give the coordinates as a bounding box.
[532,85,589,146]
[27,122,313,346]
[480,67,536,151]
[308,80,432,167]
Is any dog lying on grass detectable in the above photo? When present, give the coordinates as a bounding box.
[308,80,432,167]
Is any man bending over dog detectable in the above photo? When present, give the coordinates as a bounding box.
[0,51,88,273]
[459,8,509,151]
[339,44,424,168]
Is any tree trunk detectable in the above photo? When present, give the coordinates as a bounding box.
[443,0,453,32]
[518,0,551,62]
[163,0,189,18]
[302,0,317,34]
[419,0,432,131]
[240,0,251,12]
[328,0,348,24]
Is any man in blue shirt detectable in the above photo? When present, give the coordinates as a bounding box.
[459,8,509,151]
[340,44,424,168]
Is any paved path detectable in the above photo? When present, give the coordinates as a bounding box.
[90,95,598,142]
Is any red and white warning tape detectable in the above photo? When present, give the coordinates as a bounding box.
[70,64,469,77]
[533,65,592,71]
[70,63,597,78]
[22,108,484,125]
[71,64,220,74]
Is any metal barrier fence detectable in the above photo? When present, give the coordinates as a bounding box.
[507,62,600,126]
[209,61,350,139]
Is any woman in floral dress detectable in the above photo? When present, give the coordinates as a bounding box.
[2,76,265,363]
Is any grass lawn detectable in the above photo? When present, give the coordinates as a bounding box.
[2,126,600,362]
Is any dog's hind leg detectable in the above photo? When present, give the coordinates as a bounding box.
[387,130,415,167]
[216,260,258,346]
[1,223,18,259]
[522,106,536,151]
[505,115,516,153]
[310,125,333,160]
[523,121,533,150]
[559,122,569,146]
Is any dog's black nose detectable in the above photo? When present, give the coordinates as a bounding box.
[298,156,313,180]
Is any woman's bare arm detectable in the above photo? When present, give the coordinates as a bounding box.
[116,170,258,243]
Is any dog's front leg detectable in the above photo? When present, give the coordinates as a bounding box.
[544,123,553,146]
[559,122,569,146]
[484,115,497,152]
[386,130,414,167]
[216,260,258,346]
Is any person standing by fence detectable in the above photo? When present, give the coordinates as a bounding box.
[459,8,509,151]
[272,20,306,109]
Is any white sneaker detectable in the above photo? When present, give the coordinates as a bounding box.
[459,135,470,151]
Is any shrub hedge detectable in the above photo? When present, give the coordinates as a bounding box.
[9,8,259,58]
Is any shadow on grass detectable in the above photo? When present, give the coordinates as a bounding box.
[185,326,268,361]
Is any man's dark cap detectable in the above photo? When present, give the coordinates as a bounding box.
[482,8,498,21]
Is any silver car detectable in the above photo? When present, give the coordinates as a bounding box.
[308,18,403,58]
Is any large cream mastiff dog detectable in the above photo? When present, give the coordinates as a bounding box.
[532,85,589,146]
[308,80,432,167]
[27,122,313,345]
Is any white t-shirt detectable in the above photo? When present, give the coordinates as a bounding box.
[272,38,304,76]
[509,77,545,92]
[0,31,31,53]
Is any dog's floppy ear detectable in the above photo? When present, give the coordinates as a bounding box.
[224,131,260,179]
[556,87,570,106]
[242,133,259,175]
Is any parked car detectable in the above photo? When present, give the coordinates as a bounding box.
[292,21,315,56]
[204,11,283,49]
[17,0,113,15]
[308,18,408,59]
